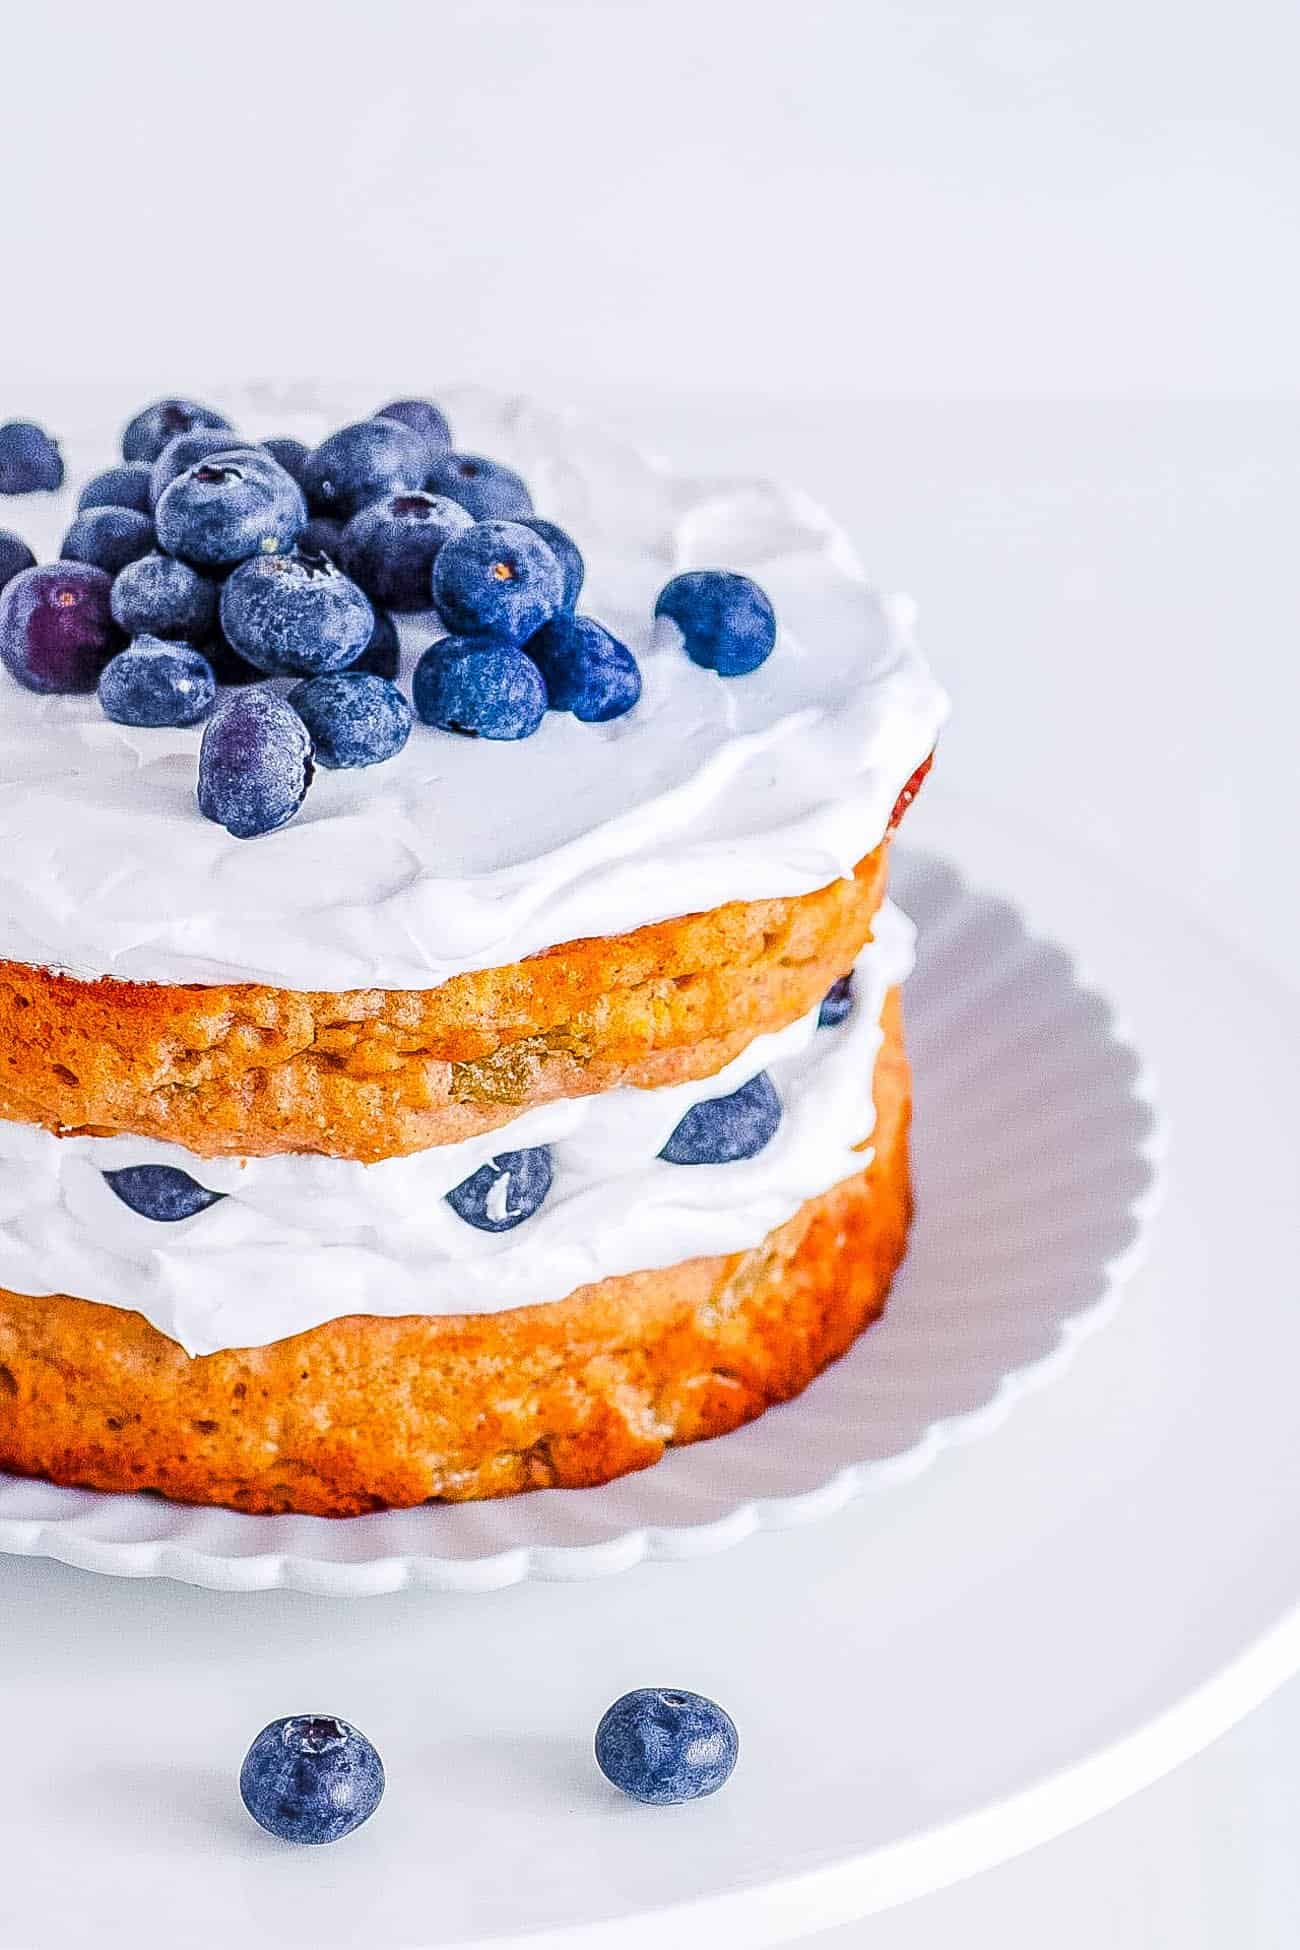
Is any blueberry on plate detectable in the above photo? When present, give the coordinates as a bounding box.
[121,397,232,466]
[77,463,153,515]
[431,520,563,645]
[0,530,36,596]
[99,636,216,728]
[595,1689,738,1806]
[445,1148,553,1231]
[347,605,401,678]
[61,506,155,578]
[0,421,64,494]
[373,398,453,458]
[197,687,314,838]
[156,452,307,569]
[289,671,411,769]
[412,636,547,740]
[655,569,776,677]
[149,427,254,508]
[240,1716,384,1847]
[518,516,584,610]
[0,562,122,693]
[659,1072,782,1165]
[340,490,471,612]
[103,1163,223,1221]
[111,553,218,643]
[425,451,532,522]
[302,418,428,523]
[818,973,854,1028]
[526,614,640,722]
[220,552,374,677]
[262,436,311,486]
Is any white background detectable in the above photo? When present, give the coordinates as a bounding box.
[3,3,1299,1944]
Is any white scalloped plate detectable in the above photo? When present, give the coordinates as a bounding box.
[0,852,1162,1595]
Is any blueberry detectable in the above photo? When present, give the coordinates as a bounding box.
[197,687,314,838]
[61,507,155,578]
[239,1716,384,1847]
[262,436,311,486]
[595,1689,738,1806]
[149,428,254,508]
[518,517,584,610]
[0,530,36,596]
[77,463,153,515]
[302,419,428,522]
[412,637,547,740]
[425,452,532,521]
[99,636,216,728]
[0,563,121,694]
[103,1163,223,1221]
[220,552,374,677]
[340,491,472,612]
[431,520,563,645]
[111,553,218,643]
[121,397,232,466]
[526,614,640,722]
[445,1148,553,1231]
[347,605,400,678]
[0,421,64,494]
[373,398,453,458]
[289,671,411,768]
[818,973,854,1028]
[156,453,307,569]
[659,1071,782,1165]
[655,569,776,677]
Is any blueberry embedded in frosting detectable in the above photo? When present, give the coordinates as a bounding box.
[658,1072,783,1165]
[103,1164,224,1223]
[818,973,854,1029]
[654,569,776,677]
[446,1147,554,1232]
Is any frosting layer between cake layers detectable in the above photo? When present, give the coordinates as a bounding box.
[0,904,914,1355]
[0,384,947,989]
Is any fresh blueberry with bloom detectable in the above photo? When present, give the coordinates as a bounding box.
[262,436,311,486]
[818,974,854,1028]
[425,451,532,521]
[103,1164,223,1221]
[297,515,344,561]
[0,562,122,693]
[240,1717,385,1847]
[121,397,232,466]
[77,463,153,515]
[655,569,776,677]
[61,506,155,578]
[98,636,216,729]
[595,1689,738,1805]
[302,418,428,523]
[0,530,36,596]
[518,516,584,610]
[412,636,548,740]
[431,520,563,644]
[220,552,374,677]
[197,687,314,838]
[526,614,641,722]
[290,671,411,769]
[659,1071,782,1165]
[373,397,453,458]
[340,490,471,612]
[156,453,307,569]
[111,553,218,644]
[445,1148,553,1231]
[0,421,64,494]
[348,605,400,678]
[149,428,254,508]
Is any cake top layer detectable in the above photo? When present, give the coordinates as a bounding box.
[0,384,947,990]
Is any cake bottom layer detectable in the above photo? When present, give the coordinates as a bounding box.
[0,996,911,1517]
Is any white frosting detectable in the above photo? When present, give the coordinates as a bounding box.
[1,384,947,988]
[0,903,914,1355]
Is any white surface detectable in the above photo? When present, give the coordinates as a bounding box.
[0,912,913,1353]
[0,856,1156,1595]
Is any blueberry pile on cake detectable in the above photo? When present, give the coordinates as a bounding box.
[0,387,947,1515]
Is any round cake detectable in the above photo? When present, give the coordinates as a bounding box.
[0,385,948,1514]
